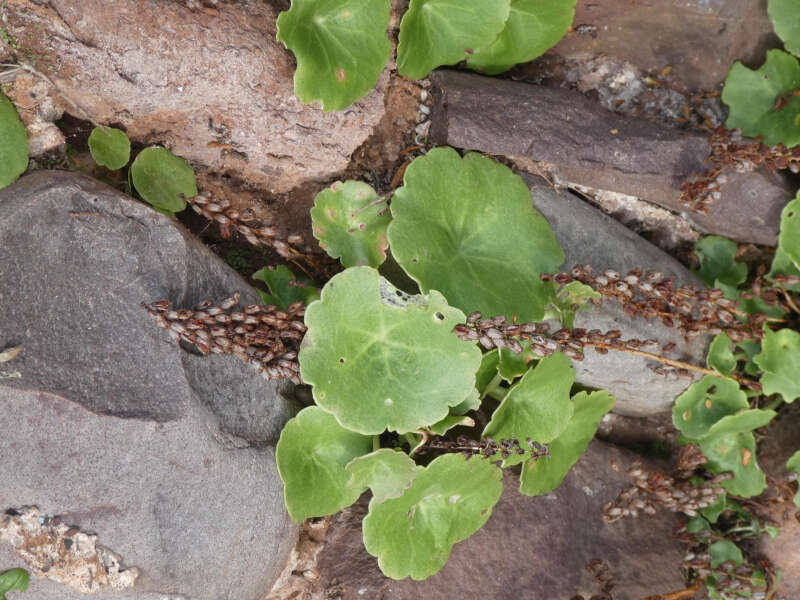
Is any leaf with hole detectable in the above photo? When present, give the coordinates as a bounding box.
[721,49,800,147]
[483,352,575,467]
[397,0,510,79]
[88,126,131,170]
[130,147,196,213]
[692,235,747,288]
[299,267,482,434]
[788,450,800,507]
[388,148,564,322]
[362,453,502,580]
[276,406,373,521]
[520,390,615,496]
[754,327,800,403]
[0,93,28,190]
[467,0,577,75]
[311,180,391,268]
[276,0,391,111]
[0,569,28,600]
[707,333,736,377]
[672,376,748,440]
[346,449,421,503]
[252,265,319,310]
[769,0,800,58]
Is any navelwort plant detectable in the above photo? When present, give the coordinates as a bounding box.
[275,0,578,111]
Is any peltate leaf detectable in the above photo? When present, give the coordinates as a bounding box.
[692,236,747,288]
[700,430,766,497]
[276,405,373,520]
[362,453,502,580]
[707,333,736,377]
[672,376,748,440]
[252,265,320,310]
[709,540,744,569]
[769,0,800,58]
[388,148,564,322]
[721,49,800,147]
[346,449,421,503]
[88,126,131,170]
[777,192,800,267]
[467,0,577,75]
[276,0,391,111]
[311,180,391,267]
[299,267,482,434]
[396,0,511,79]
[0,93,28,190]
[0,568,28,599]
[130,147,196,213]
[754,327,800,402]
[788,450,800,507]
[520,390,615,496]
[483,352,575,467]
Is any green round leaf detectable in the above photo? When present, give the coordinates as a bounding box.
[362,453,502,580]
[692,236,747,288]
[483,352,575,466]
[708,540,744,569]
[346,449,421,503]
[721,49,800,147]
[299,266,482,434]
[0,93,28,189]
[777,192,800,267]
[252,265,320,310]
[788,450,800,507]
[88,126,131,170]
[707,333,736,377]
[520,390,615,496]
[388,148,564,322]
[311,181,391,268]
[0,568,29,598]
[130,147,196,213]
[754,327,800,403]
[706,409,777,436]
[397,0,511,79]
[672,376,748,440]
[467,0,576,75]
[276,406,373,521]
[276,0,391,111]
[700,430,766,497]
[769,0,800,58]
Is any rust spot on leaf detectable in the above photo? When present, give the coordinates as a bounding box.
[741,447,752,466]
[336,68,347,82]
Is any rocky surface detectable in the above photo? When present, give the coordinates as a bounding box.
[0,171,297,600]
[430,70,793,246]
[270,440,688,600]
[0,0,388,194]
[526,177,708,416]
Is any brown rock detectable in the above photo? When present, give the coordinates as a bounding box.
[2,0,387,194]
[430,69,792,245]
[303,441,687,600]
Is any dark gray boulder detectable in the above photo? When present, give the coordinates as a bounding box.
[0,171,297,600]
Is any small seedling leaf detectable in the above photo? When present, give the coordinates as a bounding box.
[497,339,537,382]
[692,235,747,288]
[311,180,391,268]
[788,450,800,507]
[754,327,800,403]
[276,0,391,111]
[397,0,510,79]
[299,267,482,434]
[708,540,744,569]
[362,453,502,580]
[276,406,373,521]
[130,147,196,213]
[252,265,319,310]
[700,430,766,497]
[520,390,615,496]
[483,352,575,467]
[467,0,577,75]
[672,376,749,440]
[0,93,28,190]
[769,0,800,58]
[547,281,600,329]
[0,568,29,599]
[346,449,421,503]
[88,126,131,170]
[388,148,564,322]
[707,333,736,377]
[721,49,800,147]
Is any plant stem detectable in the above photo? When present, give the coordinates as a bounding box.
[481,372,504,400]
[763,397,783,412]
[779,285,800,314]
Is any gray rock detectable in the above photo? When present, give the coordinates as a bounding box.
[308,440,686,600]
[430,70,793,245]
[0,171,298,600]
[525,177,708,416]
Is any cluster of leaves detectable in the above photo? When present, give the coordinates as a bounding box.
[722,0,800,147]
[276,148,616,580]
[276,0,577,111]
[0,569,28,600]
